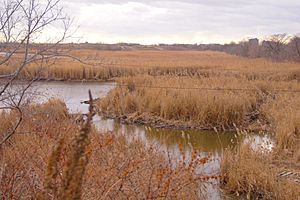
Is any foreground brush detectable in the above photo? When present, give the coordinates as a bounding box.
[42,90,94,199]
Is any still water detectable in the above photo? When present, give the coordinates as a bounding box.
[28,81,272,199]
[30,81,239,152]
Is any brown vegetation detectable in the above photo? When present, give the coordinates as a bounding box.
[99,75,258,130]
[221,94,300,199]
[0,99,218,199]
[98,74,300,131]
[262,94,300,158]
[2,50,300,199]
[2,50,300,81]
[221,144,300,200]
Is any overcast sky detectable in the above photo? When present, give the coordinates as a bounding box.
[59,0,300,44]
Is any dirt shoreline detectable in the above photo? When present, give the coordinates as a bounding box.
[0,77,116,83]
[98,111,270,132]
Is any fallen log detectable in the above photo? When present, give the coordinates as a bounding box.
[81,98,100,104]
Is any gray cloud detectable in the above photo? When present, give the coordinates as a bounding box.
[61,0,300,44]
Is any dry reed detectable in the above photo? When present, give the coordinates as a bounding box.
[262,94,300,160]
[2,50,300,81]
[98,75,300,130]
[0,99,215,199]
[221,144,300,199]
[222,94,300,199]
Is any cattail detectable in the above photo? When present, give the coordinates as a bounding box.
[58,90,94,199]
[42,136,65,199]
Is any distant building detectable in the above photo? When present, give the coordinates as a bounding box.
[248,38,260,57]
[248,38,259,46]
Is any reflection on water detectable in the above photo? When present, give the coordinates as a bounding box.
[243,134,275,153]
[95,116,238,153]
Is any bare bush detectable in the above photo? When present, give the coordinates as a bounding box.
[0,0,71,145]
[289,36,300,61]
[0,99,216,199]
[262,33,291,60]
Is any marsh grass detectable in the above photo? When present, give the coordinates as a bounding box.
[2,50,300,81]
[262,94,300,160]
[98,75,300,131]
[221,94,300,199]
[221,144,300,200]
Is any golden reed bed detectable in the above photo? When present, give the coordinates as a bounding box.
[1,50,300,81]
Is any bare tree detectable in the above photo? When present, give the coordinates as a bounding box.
[263,33,291,60]
[289,35,300,61]
[0,0,71,145]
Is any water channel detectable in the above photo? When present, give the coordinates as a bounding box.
[20,81,273,199]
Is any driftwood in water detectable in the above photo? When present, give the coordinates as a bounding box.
[81,98,100,104]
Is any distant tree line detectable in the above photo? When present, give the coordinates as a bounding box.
[17,33,299,62]
[199,34,300,62]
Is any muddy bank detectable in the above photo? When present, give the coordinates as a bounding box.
[35,77,117,82]
[0,77,116,82]
[98,111,270,132]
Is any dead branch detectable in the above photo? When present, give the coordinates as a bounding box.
[0,0,72,145]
